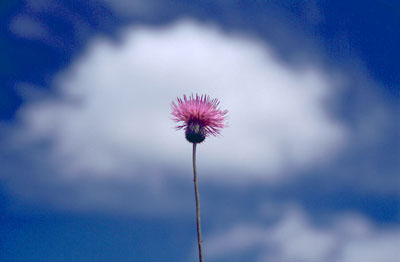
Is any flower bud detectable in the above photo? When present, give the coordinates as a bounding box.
[185,121,206,143]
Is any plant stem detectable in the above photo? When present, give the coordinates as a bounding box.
[192,143,203,262]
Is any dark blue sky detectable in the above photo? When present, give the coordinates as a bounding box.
[1,1,399,261]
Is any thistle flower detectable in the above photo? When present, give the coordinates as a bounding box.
[171,94,228,143]
[171,94,228,262]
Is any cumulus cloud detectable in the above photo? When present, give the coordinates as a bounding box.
[0,20,351,215]
[13,20,346,181]
[205,207,400,262]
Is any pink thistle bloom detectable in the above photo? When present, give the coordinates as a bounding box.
[171,94,228,143]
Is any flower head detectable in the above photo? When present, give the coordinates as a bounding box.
[171,94,228,143]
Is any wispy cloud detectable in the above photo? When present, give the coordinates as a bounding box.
[205,206,400,262]
[9,15,49,40]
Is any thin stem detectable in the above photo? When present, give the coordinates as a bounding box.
[192,143,203,262]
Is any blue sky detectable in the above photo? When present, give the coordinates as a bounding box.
[1,1,399,261]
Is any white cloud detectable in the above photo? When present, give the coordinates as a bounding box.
[205,207,400,262]
[0,20,352,215]
[14,20,346,182]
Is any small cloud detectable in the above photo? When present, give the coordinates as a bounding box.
[9,15,48,40]
[100,0,159,17]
